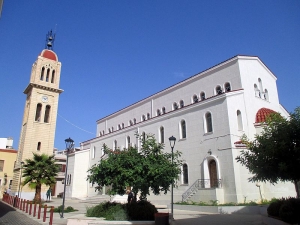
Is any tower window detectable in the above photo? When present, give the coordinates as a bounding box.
[162,107,166,114]
[157,109,161,116]
[200,92,206,100]
[237,110,243,131]
[44,105,51,123]
[173,102,179,110]
[147,113,150,120]
[40,67,45,80]
[193,95,198,103]
[122,123,124,129]
[180,100,184,108]
[216,86,222,95]
[51,70,55,83]
[127,136,131,149]
[225,82,231,92]
[46,68,50,82]
[133,118,136,124]
[142,115,146,121]
[37,142,41,151]
[35,103,42,122]
[114,140,117,150]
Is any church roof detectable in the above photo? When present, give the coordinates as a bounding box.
[39,49,58,61]
[255,108,276,123]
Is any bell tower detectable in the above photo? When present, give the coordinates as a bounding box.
[12,31,63,199]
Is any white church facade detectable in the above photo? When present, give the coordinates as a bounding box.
[68,55,295,203]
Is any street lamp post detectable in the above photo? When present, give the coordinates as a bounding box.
[168,135,176,220]
[60,137,74,219]
[17,161,24,198]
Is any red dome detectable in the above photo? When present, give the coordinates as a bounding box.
[39,49,58,61]
[255,108,276,123]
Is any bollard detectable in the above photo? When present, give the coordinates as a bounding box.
[43,204,47,222]
[20,199,23,210]
[26,200,29,213]
[49,206,54,225]
[33,202,37,217]
[29,201,32,215]
[23,198,26,211]
[38,204,42,219]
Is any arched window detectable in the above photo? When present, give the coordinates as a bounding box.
[114,140,117,150]
[122,123,124,128]
[225,82,231,92]
[216,86,222,95]
[142,115,146,121]
[264,89,269,101]
[68,174,72,185]
[133,118,136,124]
[37,142,41,151]
[108,128,111,133]
[112,127,114,132]
[129,120,133,126]
[46,68,50,82]
[142,132,146,143]
[205,112,213,133]
[162,107,166,114]
[147,113,150,119]
[160,126,164,144]
[92,147,96,158]
[40,67,45,80]
[181,120,187,139]
[193,95,198,103]
[35,103,42,122]
[103,130,105,135]
[183,164,188,184]
[180,100,184,108]
[173,102,179,110]
[51,70,55,83]
[118,124,121,130]
[44,105,51,123]
[127,136,131,149]
[258,78,263,92]
[99,132,102,137]
[237,110,243,131]
[254,84,260,97]
[157,109,161,116]
[200,92,206,100]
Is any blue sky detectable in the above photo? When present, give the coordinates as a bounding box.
[0,1,299,150]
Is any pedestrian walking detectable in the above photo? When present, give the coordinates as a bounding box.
[46,187,51,202]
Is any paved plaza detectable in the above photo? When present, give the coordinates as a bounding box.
[0,197,264,225]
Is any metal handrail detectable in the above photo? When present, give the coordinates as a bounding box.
[182,179,222,202]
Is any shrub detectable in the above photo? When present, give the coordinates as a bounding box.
[86,202,127,220]
[279,198,300,224]
[267,198,285,217]
[126,200,157,220]
[53,205,78,213]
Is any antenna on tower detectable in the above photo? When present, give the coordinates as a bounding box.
[45,29,56,50]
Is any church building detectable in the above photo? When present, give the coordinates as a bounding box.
[69,55,295,204]
[11,31,63,199]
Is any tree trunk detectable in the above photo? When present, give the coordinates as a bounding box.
[294,180,299,199]
[34,184,42,203]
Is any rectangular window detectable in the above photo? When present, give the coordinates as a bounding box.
[0,160,4,172]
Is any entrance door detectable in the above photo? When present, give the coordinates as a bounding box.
[209,160,218,187]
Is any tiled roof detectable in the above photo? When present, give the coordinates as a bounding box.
[40,49,57,61]
[255,108,276,123]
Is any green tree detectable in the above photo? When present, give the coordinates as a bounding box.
[236,107,300,198]
[87,134,182,200]
[22,153,59,203]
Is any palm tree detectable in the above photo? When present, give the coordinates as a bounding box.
[22,153,59,203]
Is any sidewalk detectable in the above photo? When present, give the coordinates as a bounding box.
[1,197,264,225]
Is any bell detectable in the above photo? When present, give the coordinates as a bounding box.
[47,41,52,47]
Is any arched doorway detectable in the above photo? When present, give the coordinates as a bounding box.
[209,160,218,187]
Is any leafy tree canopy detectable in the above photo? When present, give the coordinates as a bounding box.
[87,134,182,200]
[236,107,300,198]
[22,153,59,203]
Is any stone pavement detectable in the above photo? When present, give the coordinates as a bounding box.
[1,198,265,225]
[0,200,42,225]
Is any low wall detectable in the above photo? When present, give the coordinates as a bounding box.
[173,204,263,214]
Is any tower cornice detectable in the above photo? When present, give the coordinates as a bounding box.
[23,83,64,94]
